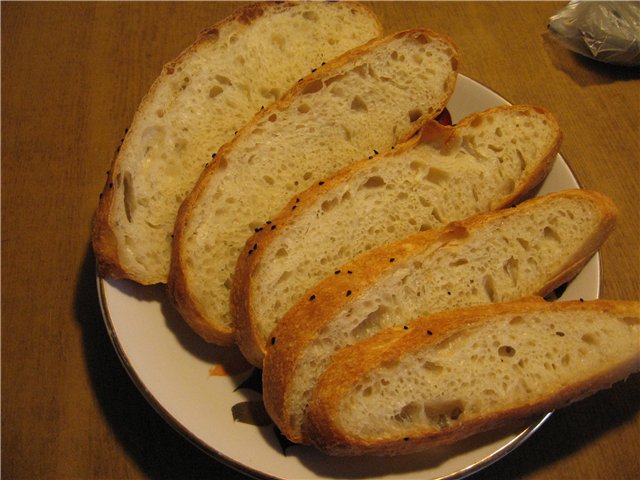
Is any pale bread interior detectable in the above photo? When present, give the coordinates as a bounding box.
[249,106,559,354]
[177,30,458,339]
[98,2,382,284]
[281,191,614,441]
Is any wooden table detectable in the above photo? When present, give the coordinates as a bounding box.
[3,2,638,479]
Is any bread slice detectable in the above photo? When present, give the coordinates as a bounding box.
[233,105,562,367]
[92,1,383,284]
[305,299,640,456]
[169,29,460,344]
[261,189,618,444]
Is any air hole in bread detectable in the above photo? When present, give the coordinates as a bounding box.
[488,144,504,152]
[394,401,421,422]
[321,197,339,213]
[483,275,497,302]
[350,95,368,112]
[325,73,346,88]
[498,345,516,357]
[581,333,598,345]
[517,237,530,250]
[471,185,479,202]
[275,271,292,285]
[425,167,449,186]
[360,175,386,189]
[303,79,324,94]
[422,361,443,373]
[470,116,483,128]
[302,10,319,21]
[298,103,311,114]
[268,113,278,122]
[341,191,352,202]
[341,124,352,141]
[509,316,524,325]
[431,207,444,224]
[209,85,223,98]
[215,74,232,86]
[275,248,288,259]
[263,175,275,186]
[423,401,464,429]
[415,33,430,45]
[623,316,640,326]
[449,258,469,267]
[408,109,423,122]
[516,149,526,172]
[351,305,390,338]
[495,127,503,137]
[260,87,281,100]
[502,177,515,194]
[353,64,368,78]
[410,160,427,171]
[156,109,165,118]
[123,172,135,223]
[543,226,562,243]
[503,256,519,284]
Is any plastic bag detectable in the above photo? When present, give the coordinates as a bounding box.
[548,1,640,67]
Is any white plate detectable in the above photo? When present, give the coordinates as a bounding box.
[97,74,600,480]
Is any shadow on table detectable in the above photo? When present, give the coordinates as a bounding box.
[74,243,250,480]
[542,33,640,87]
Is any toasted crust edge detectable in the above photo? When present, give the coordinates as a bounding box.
[92,1,383,285]
[261,189,619,444]
[170,28,459,346]
[304,299,640,455]
[233,104,562,367]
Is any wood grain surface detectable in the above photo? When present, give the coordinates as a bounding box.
[2,2,638,479]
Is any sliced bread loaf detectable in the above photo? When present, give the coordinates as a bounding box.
[169,29,460,344]
[305,299,640,456]
[261,189,618,443]
[92,1,383,284]
[232,105,562,367]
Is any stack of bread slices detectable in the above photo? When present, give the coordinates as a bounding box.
[92,1,640,457]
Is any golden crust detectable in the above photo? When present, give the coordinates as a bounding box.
[92,146,127,279]
[169,28,458,346]
[92,1,383,285]
[261,189,618,444]
[232,105,562,366]
[304,300,640,455]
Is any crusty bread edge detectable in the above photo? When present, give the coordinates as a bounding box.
[170,28,459,345]
[92,1,383,284]
[233,104,562,367]
[304,299,640,456]
[261,189,618,444]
